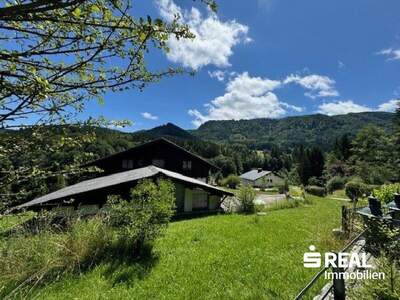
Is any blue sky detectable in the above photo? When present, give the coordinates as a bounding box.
[82,0,400,131]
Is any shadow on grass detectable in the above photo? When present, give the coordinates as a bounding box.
[101,244,159,287]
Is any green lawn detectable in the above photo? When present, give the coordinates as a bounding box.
[331,189,350,200]
[28,196,345,300]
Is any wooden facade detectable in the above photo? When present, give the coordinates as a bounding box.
[87,138,218,182]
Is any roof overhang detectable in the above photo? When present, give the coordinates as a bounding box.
[15,165,232,210]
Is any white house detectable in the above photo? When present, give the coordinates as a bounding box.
[240,169,284,188]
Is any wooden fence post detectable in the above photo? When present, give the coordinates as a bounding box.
[341,206,349,237]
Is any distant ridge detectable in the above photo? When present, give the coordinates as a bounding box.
[190,111,395,150]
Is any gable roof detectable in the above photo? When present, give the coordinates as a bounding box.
[239,169,272,181]
[17,165,232,209]
[85,137,219,170]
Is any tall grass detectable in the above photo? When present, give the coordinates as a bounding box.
[257,195,314,212]
[0,179,175,299]
[0,216,113,298]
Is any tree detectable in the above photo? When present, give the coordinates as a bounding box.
[0,1,216,210]
[211,155,237,177]
[293,145,313,185]
[0,0,217,127]
[333,133,352,160]
[395,102,400,180]
[308,147,324,179]
[350,125,396,184]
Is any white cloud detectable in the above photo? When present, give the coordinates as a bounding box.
[156,0,250,70]
[317,100,371,116]
[338,61,345,69]
[377,48,400,61]
[284,74,339,99]
[208,70,226,82]
[141,112,158,120]
[378,99,399,112]
[188,72,302,127]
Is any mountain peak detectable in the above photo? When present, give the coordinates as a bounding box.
[138,122,196,140]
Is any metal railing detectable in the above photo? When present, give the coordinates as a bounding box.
[294,230,366,300]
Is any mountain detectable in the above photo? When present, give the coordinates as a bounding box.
[133,122,197,141]
[190,112,396,150]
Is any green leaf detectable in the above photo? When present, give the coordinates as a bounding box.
[72,7,81,18]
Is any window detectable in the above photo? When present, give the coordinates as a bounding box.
[122,159,133,169]
[192,189,208,210]
[183,160,192,171]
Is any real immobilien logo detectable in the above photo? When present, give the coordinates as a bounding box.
[303,245,385,280]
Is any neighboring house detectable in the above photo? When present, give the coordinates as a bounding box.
[240,169,284,188]
[86,137,219,183]
[16,138,232,215]
[17,166,233,214]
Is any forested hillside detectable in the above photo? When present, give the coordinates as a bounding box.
[1,111,397,208]
[192,112,395,150]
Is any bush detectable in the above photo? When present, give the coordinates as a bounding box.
[326,176,346,193]
[0,179,175,298]
[308,177,324,187]
[345,180,368,201]
[374,183,400,204]
[222,174,241,189]
[238,185,256,214]
[105,179,175,254]
[305,185,327,197]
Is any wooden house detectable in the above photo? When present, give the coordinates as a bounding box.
[86,138,219,183]
[240,169,284,188]
[17,139,232,215]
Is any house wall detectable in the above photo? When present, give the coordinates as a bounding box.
[94,140,213,182]
[241,174,284,188]
[45,178,223,215]
[183,187,222,213]
[254,173,284,188]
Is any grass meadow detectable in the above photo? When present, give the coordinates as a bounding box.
[3,195,346,300]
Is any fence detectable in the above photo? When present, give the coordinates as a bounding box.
[294,230,366,300]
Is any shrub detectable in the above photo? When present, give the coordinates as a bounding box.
[105,179,175,255]
[222,174,241,189]
[326,176,346,193]
[308,177,324,187]
[373,183,400,204]
[238,185,256,214]
[0,179,175,298]
[305,185,327,197]
[345,180,368,201]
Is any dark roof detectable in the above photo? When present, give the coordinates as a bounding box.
[17,165,232,209]
[239,169,272,181]
[85,137,219,170]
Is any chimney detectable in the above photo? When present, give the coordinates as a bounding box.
[368,196,382,217]
[257,168,262,173]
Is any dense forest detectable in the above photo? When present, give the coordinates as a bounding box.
[0,111,399,209]
[192,112,395,150]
